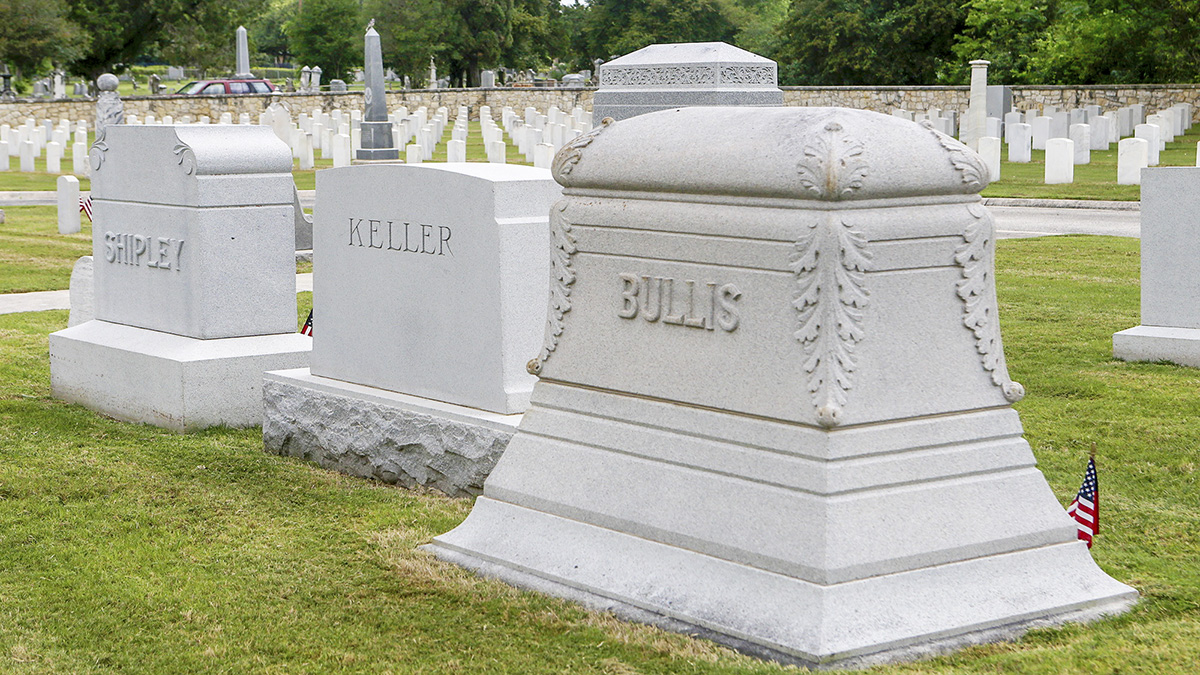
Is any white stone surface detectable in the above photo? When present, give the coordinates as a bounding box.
[447,139,466,162]
[310,163,560,415]
[57,175,80,234]
[1135,124,1161,166]
[1115,167,1200,367]
[1008,123,1032,163]
[428,106,1136,668]
[1117,138,1148,185]
[50,320,310,432]
[1069,124,1091,164]
[86,125,296,339]
[405,143,422,163]
[963,60,989,150]
[262,368,518,497]
[1045,138,1074,184]
[978,136,1001,180]
[67,256,94,327]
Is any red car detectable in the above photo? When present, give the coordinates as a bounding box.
[175,79,276,95]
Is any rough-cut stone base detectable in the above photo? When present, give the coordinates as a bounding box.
[262,368,519,497]
[50,320,311,432]
[1113,325,1200,367]
[426,498,1138,669]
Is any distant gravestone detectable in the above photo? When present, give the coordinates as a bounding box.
[49,125,311,431]
[480,70,496,88]
[426,107,1136,667]
[355,26,399,161]
[561,73,585,88]
[1115,167,1200,365]
[94,74,123,137]
[330,79,347,93]
[594,42,782,121]
[263,163,562,495]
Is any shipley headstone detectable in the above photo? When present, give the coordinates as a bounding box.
[593,42,782,121]
[262,163,561,495]
[426,107,1137,668]
[49,125,310,431]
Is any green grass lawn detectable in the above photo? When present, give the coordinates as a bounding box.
[0,206,91,294]
[0,235,1198,673]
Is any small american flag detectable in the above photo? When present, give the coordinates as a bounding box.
[1066,455,1099,548]
[79,195,93,222]
[300,310,313,336]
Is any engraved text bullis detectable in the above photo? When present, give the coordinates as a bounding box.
[618,273,741,332]
[349,218,453,256]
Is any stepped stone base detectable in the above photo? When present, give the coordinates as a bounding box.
[50,320,311,432]
[262,368,519,497]
[1114,325,1200,367]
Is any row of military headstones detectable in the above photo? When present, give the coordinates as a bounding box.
[894,102,1194,185]
[259,102,594,169]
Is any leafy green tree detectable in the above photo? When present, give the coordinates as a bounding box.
[775,0,964,85]
[949,0,1056,84]
[438,0,514,86]
[249,0,297,66]
[61,0,266,79]
[363,0,447,83]
[287,0,362,83]
[0,0,82,77]
[582,0,740,61]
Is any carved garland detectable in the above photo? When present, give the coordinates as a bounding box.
[527,201,576,376]
[920,119,988,188]
[790,121,873,428]
[954,204,1025,402]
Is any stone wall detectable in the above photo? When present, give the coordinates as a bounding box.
[779,84,1200,118]
[3,84,1199,127]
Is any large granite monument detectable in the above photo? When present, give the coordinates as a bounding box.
[593,42,783,121]
[262,163,561,495]
[427,107,1137,668]
[49,125,311,431]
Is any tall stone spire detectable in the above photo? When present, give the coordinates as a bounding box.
[356,23,399,160]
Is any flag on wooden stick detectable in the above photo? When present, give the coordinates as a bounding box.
[1066,451,1100,548]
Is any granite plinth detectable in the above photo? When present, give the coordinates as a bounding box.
[50,320,311,432]
[431,106,1137,666]
[262,368,517,497]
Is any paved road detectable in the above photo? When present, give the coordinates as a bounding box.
[991,205,1139,239]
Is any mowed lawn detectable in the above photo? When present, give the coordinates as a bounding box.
[0,235,1198,673]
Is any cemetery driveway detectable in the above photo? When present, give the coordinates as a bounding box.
[985,199,1139,239]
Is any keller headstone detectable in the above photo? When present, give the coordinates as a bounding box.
[262,162,562,495]
[594,42,783,121]
[1115,167,1200,365]
[49,125,311,431]
[426,107,1136,667]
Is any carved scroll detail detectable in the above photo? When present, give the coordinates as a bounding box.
[797,121,868,200]
[921,119,988,188]
[89,131,109,172]
[172,143,197,175]
[790,214,873,428]
[528,201,577,376]
[955,203,1024,402]
[552,116,613,177]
